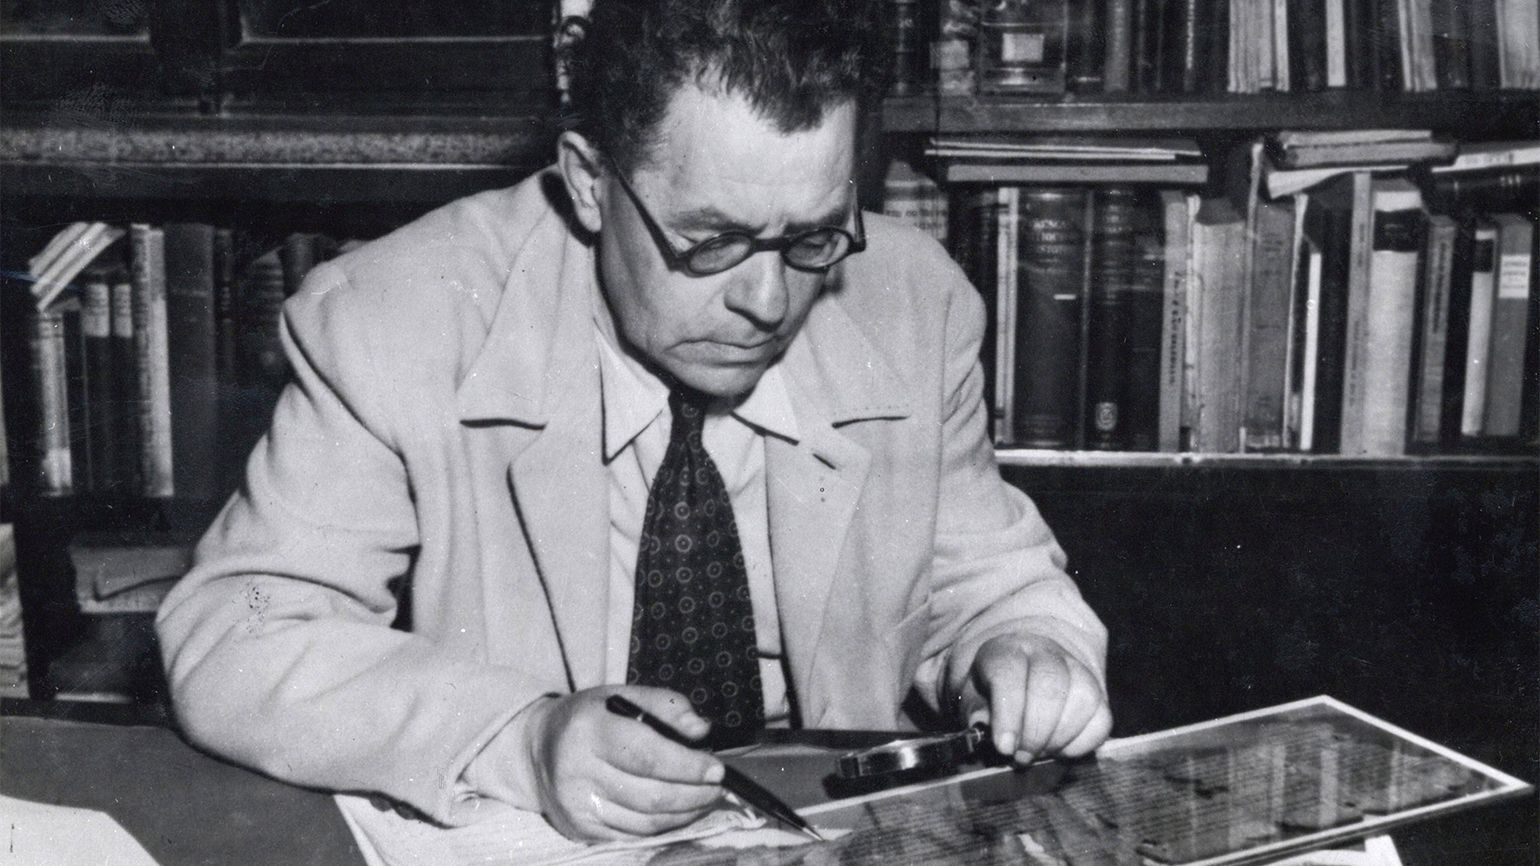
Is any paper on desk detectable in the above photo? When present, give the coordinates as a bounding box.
[335,793,765,866]
[0,794,159,865]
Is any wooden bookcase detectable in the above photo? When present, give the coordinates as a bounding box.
[1,10,1536,861]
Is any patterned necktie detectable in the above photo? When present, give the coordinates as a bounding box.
[628,388,764,749]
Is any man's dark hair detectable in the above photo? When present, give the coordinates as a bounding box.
[562,0,883,175]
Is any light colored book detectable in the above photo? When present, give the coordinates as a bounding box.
[1460,221,1500,437]
[1483,214,1535,437]
[1355,178,1424,456]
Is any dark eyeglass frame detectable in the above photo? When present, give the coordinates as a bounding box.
[605,158,866,277]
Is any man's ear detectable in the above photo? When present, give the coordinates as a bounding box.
[556,131,606,235]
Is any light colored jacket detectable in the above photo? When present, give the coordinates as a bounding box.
[156,168,1106,824]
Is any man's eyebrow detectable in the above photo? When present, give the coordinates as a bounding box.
[668,202,852,235]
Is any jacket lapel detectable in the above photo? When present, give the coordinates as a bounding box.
[458,228,612,692]
[768,289,911,722]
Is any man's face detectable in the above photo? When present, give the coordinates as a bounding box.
[594,84,858,399]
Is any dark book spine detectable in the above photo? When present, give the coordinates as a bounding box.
[1520,219,1540,443]
[1014,188,1087,448]
[109,267,140,494]
[1372,0,1404,90]
[885,0,926,96]
[81,267,117,494]
[1174,0,1201,91]
[1307,195,1353,453]
[165,223,220,502]
[1290,0,1330,90]
[29,308,72,495]
[1465,0,1501,89]
[1125,198,1166,450]
[1424,170,1540,217]
[1133,0,1167,92]
[1206,0,1232,92]
[1431,0,1472,88]
[1067,0,1106,92]
[63,303,90,495]
[1342,0,1376,87]
[239,249,291,396]
[1104,0,1136,91]
[951,189,1002,435]
[1086,187,1140,449]
[1409,215,1458,446]
[1437,218,1476,444]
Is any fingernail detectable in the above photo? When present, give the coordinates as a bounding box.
[704,762,725,784]
[997,732,1018,756]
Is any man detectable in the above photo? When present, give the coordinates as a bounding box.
[156,0,1111,843]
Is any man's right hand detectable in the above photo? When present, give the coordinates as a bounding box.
[525,686,726,841]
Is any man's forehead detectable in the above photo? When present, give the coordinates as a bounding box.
[637,84,856,211]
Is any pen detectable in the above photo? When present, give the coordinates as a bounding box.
[604,694,825,842]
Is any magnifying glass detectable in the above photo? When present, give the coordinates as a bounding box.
[835,723,990,780]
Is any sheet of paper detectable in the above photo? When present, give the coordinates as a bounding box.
[335,793,765,866]
[0,794,159,865]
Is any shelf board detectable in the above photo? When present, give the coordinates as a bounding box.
[996,449,1540,470]
[887,91,1540,135]
[0,110,555,202]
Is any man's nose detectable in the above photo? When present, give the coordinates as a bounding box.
[724,252,789,329]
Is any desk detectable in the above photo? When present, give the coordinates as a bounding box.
[0,700,363,866]
[3,700,1532,866]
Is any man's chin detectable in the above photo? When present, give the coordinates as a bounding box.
[670,363,769,401]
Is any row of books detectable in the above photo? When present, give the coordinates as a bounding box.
[23,224,348,499]
[0,524,25,699]
[890,0,1540,97]
[885,154,1540,455]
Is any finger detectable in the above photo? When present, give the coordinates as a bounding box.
[607,722,725,785]
[1014,651,1071,760]
[590,794,716,838]
[1059,701,1113,758]
[601,765,726,815]
[620,686,712,742]
[1039,661,1107,755]
[972,641,1029,756]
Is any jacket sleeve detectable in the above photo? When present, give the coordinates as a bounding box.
[909,251,1108,713]
[155,263,548,825]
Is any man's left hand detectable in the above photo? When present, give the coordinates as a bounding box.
[959,633,1112,763]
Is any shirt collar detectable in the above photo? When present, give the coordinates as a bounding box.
[591,289,800,462]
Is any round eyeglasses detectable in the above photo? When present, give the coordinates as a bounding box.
[607,160,866,277]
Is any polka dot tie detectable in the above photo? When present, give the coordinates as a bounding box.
[627,389,764,749]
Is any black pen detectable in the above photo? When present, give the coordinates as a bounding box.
[604,694,825,841]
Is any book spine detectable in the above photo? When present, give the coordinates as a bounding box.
[1293,229,1325,449]
[1290,0,1329,90]
[1437,219,1476,444]
[1483,214,1534,436]
[1410,215,1458,445]
[81,267,116,494]
[239,249,292,394]
[29,308,72,495]
[1104,0,1136,91]
[953,189,1001,432]
[131,224,174,497]
[1338,173,1375,455]
[1207,0,1233,92]
[996,187,1021,444]
[165,223,220,502]
[1125,201,1166,450]
[1373,0,1405,90]
[1324,0,1349,85]
[1406,0,1440,89]
[1086,187,1140,449]
[1342,0,1377,87]
[1067,0,1106,92]
[1241,197,1299,451]
[1431,0,1473,88]
[1466,0,1502,88]
[1014,187,1085,448]
[1307,194,1353,453]
[109,267,140,494]
[1460,223,1499,437]
[1360,185,1425,456]
[63,302,90,495]
[885,0,926,96]
[1157,190,1192,451]
[1191,198,1248,452]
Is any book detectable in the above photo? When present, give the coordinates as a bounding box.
[108,265,140,494]
[69,532,195,615]
[1241,196,1299,451]
[1085,188,1140,449]
[1065,0,1106,92]
[1324,0,1349,85]
[942,162,1209,185]
[1157,190,1194,451]
[130,224,174,498]
[1401,0,1439,90]
[1496,0,1540,89]
[1013,187,1087,448]
[62,301,89,495]
[885,0,925,96]
[1337,172,1375,455]
[1302,176,1357,453]
[1103,0,1135,91]
[1430,140,1540,174]
[1430,0,1473,88]
[29,307,72,495]
[1288,202,1325,449]
[882,159,949,244]
[1459,221,1499,437]
[29,222,125,313]
[1125,202,1166,450]
[0,525,24,699]
[1289,0,1329,90]
[1483,213,1534,437]
[165,223,221,503]
[950,188,1002,431]
[1187,196,1249,452]
[1467,0,1503,88]
[1269,139,1457,170]
[996,187,1022,443]
[1373,0,1404,90]
[1409,214,1459,446]
[1435,218,1477,445]
[1354,178,1425,456]
[1342,0,1378,87]
[80,263,118,494]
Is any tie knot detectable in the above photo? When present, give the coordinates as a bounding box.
[668,388,710,438]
